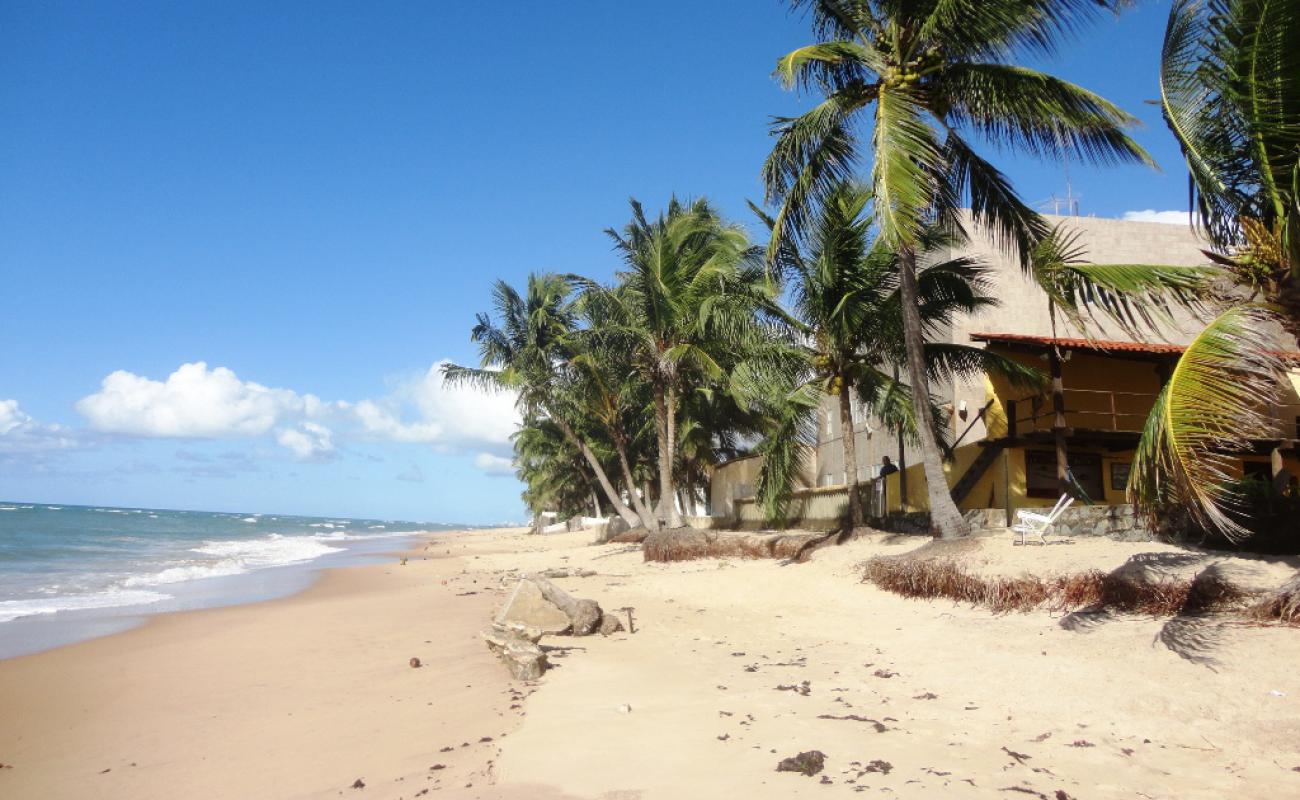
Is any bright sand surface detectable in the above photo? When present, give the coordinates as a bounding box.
[3,526,1300,799]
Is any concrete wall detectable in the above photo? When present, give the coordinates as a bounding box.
[709,449,816,519]
[732,485,855,530]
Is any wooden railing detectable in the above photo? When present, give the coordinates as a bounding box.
[1005,393,1300,439]
[1005,388,1159,435]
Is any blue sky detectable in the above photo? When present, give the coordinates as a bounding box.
[1,1,1193,523]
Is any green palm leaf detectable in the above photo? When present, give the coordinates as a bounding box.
[1128,305,1289,540]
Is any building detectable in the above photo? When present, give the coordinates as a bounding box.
[716,213,1300,529]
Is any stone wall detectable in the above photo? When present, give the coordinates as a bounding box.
[965,504,1152,541]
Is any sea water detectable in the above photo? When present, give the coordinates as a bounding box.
[0,502,460,658]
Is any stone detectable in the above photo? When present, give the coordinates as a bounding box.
[497,578,571,635]
[599,516,630,542]
[598,612,625,635]
[482,625,548,681]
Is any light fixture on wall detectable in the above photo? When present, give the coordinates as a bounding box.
[958,400,969,421]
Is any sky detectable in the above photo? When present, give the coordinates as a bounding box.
[1,1,1194,523]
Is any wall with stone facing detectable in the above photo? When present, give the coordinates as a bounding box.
[965,503,1152,541]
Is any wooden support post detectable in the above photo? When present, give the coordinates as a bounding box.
[1049,348,1068,496]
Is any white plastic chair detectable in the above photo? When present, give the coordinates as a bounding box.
[1012,494,1075,545]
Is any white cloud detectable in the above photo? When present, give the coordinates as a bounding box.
[1122,209,1190,225]
[76,362,325,439]
[71,360,519,464]
[0,399,80,453]
[474,452,515,476]
[275,422,335,461]
[354,361,519,450]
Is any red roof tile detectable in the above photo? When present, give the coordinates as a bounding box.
[970,332,1300,362]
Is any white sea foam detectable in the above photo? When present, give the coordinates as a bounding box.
[240,517,258,523]
[0,589,170,623]
[122,562,247,587]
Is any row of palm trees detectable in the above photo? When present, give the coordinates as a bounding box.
[449,0,1298,541]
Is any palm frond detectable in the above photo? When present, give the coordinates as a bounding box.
[1128,305,1288,540]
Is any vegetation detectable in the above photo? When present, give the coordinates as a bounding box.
[1128,0,1300,538]
[446,1,1296,546]
[762,0,1153,537]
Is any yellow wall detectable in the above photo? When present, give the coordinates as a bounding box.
[986,347,1166,435]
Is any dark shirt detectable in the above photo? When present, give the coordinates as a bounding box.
[879,463,899,477]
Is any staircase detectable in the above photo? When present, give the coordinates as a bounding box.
[950,441,1007,506]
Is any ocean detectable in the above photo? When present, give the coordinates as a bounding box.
[0,501,460,658]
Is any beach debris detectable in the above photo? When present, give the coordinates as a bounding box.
[482,623,548,680]
[776,750,826,776]
[598,612,625,635]
[873,668,898,678]
[618,606,636,633]
[495,579,572,634]
[776,681,812,696]
[913,692,938,700]
[1069,740,1094,748]
[351,778,366,789]
[521,574,603,635]
[817,714,888,732]
[862,760,893,775]
[537,567,596,579]
[409,657,422,669]
[617,703,632,714]
[1001,747,1032,765]
[429,764,446,771]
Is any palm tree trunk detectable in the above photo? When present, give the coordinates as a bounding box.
[653,384,685,528]
[837,377,864,527]
[1048,305,1069,496]
[552,415,642,529]
[612,435,659,530]
[898,246,969,539]
[1049,346,1069,496]
[897,422,908,512]
[590,489,601,519]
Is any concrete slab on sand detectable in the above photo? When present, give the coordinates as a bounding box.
[497,577,572,634]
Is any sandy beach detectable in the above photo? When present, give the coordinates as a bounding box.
[3,526,1299,799]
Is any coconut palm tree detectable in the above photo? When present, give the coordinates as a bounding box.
[441,274,646,529]
[513,415,609,524]
[1161,0,1299,333]
[749,185,1043,527]
[1128,0,1299,538]
[597,197,775,529]
[764,0,1153,537]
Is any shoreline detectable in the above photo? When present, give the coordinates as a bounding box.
[0,528,442,660]
[3,526,1298,799]
[0,526,562,800]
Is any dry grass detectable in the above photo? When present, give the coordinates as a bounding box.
[1245,576,1300,625]
[861,556,1200,616]
[642,529,829,563]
